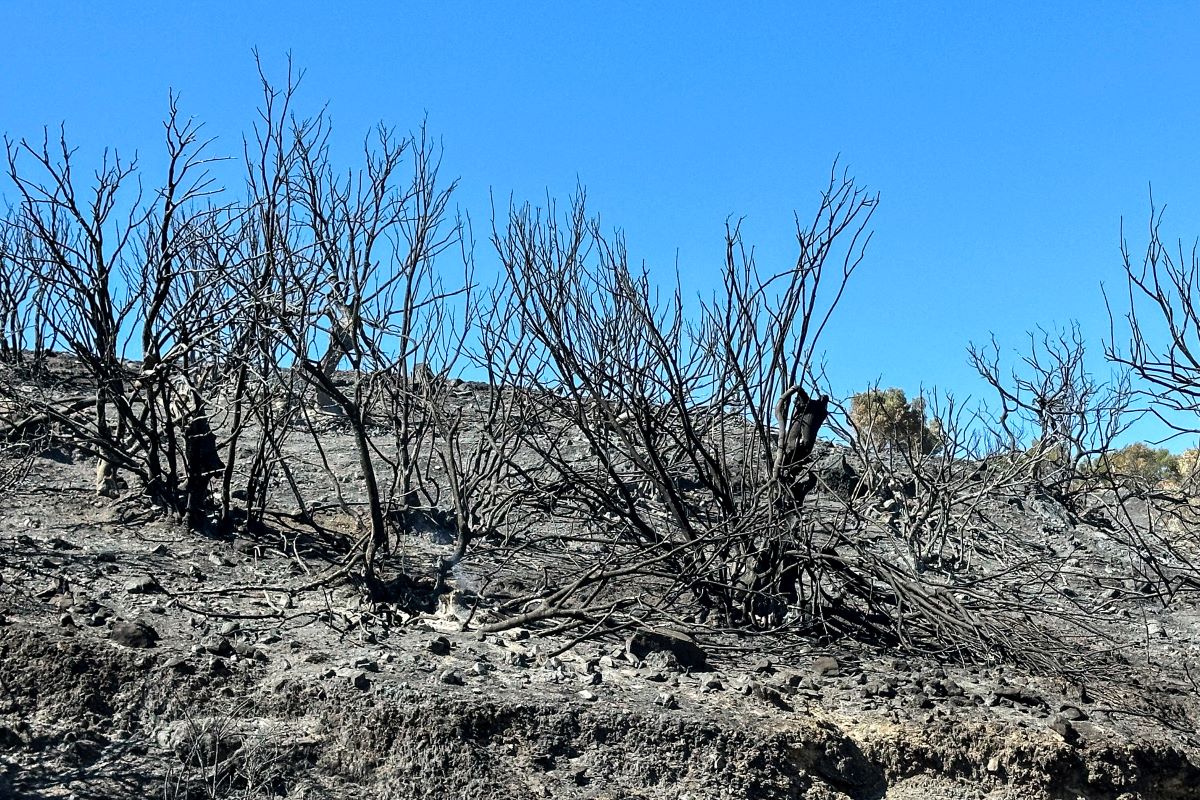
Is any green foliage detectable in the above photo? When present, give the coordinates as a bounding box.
[850,387,942,454]
[1176,448,1200,484]
[1099,442,1180,486]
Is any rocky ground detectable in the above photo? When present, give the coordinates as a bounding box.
[1,370,1199,799]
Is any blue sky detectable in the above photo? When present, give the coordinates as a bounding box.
[2,2,1198,442]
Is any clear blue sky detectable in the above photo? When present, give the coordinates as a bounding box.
[2,2,1198,442]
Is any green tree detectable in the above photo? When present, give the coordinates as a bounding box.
[850,387,941,454]
[1100,442,1179,487]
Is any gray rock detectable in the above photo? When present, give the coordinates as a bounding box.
[654,692,679,709]
[232,642,268,662]
[202,637,234,657]
[812,655,841,678]
[164,656,193,674]
[643,649,682,673]
[812,448,859,496]
[752,657,776,674]
[349,671,371,690]
[439,669,464,686]
[1050,717,1079,744]
[1059,704,1087,721]
[109,621,159,648]
[428,636,452,656]
[124,575,163,595]
[626,629,706,671]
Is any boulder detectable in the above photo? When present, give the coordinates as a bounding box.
[109,621,159,648]
[626,629,707,671]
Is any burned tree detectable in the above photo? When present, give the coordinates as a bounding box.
[474,167,875,637]
[0,99,241,527]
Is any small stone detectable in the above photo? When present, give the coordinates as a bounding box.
[96,551,118,563]
[202,637,234,657]
[349,672,371,690]
[439,669,464,686]
[109,621,159,648]
[752,658,775,674]
[755,683,795,710]
[219,622,241,636]
[1058,704,1086,721]
[125,575,163,595]
[59,613,75,627]
[208,658,231,677]
[354,658,380,673]
[585,671,602,686]
[577,690,598,702]
[164,656,193,674]
[644,649,683,673]
[1050,717,1079,744]
[428,636,452,656]
[702,677,724,692]
[986,756,1001,773]
[812,655,841,678]
[471,662,490,677]
[655,692,679,709]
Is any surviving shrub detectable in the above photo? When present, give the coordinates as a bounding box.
[1099,442,1179,487]
[850,387,941,453]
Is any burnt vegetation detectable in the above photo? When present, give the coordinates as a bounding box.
[2,61,1200,693]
